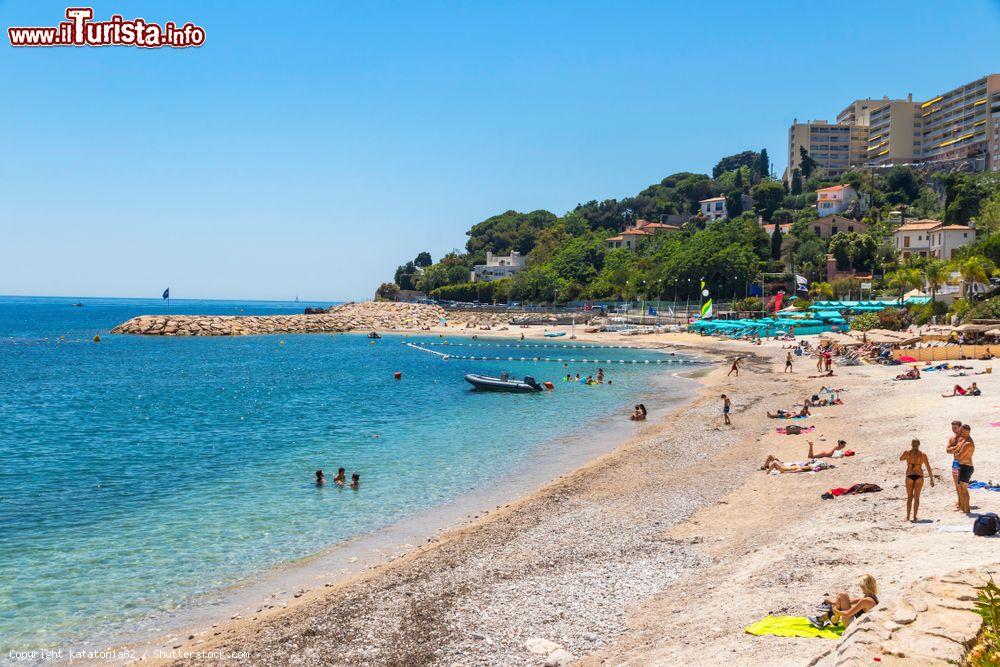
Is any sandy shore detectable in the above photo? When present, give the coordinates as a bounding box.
[124,326,997,666]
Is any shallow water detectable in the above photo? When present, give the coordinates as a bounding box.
[0,296,697,652]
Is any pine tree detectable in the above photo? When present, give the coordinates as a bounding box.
[756,149,770,179]
[791,168,803,195]
[770,226,783,261]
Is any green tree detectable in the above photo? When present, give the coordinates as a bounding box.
[790,168,803,195]
[951,255,996,299]
[770,225,783,261]
[799,147,819,179]
[725,190,744,217]
[756,149,770,179]
[752,180,785,221]
[375,282,399,301]
[885,267,922,300]
[829,232,877,272]
[977,192,1000,236]
[413,252,432,267]
[922,259,948,302]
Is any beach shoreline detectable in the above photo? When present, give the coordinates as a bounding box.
[71,326,709,665]
[99,325,999,666]
[108,327,748,666]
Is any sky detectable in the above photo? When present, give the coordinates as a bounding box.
[2,1,1000,301]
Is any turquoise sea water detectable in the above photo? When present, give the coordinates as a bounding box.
[0,296,696,653]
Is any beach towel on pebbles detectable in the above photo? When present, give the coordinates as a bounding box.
[821,483,882,499]
[744,615,844,639]
[775,425,814,435]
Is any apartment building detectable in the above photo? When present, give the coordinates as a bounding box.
[785,120,867,182]
[866,96,922,166]
[919,74,1000,169]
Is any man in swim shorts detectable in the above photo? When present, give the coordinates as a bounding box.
[722,394,731,425]
[955,424,975,514]
[945,420,962,510]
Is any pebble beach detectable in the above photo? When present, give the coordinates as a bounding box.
[102,319,999,666]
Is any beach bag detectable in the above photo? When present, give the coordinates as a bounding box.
[974,513,999,537]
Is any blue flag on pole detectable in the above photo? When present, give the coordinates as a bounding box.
[647,305,658,316]
[162,288,170,300]
[749,284,763,297]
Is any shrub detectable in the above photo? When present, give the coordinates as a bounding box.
[969,576,1000,666]
[733,297,764,313]
[430,278,512,303]
[877,308,908,331]
[849,312,880,332]
[968,296,1000,321]
[909,300,949,325]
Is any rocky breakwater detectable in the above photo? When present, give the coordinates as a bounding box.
[112,302,454,336]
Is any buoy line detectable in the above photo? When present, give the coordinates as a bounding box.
[403,342,706,364]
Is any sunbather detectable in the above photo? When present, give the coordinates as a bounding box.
[942,382,980,397]
[894,365,921,381]
[808,439,847,459]
[760,455,831,474]
[809,575,879,629]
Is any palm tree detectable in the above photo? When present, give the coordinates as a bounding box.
[922,259,948,302]
[886,268,921,302]
[809,281,834,300]
[952,255,996,299]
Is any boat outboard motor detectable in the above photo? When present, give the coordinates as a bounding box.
[523,376,542,391]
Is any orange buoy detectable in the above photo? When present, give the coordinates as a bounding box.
[394,371,402,380]
[543,381,554,390]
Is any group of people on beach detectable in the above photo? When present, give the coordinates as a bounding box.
[315,468,360,489]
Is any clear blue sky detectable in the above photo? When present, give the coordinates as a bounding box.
[2,0,999,301]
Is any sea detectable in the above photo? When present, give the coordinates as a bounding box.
[0,295,700,655]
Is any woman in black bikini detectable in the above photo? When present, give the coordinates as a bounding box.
[900,439,934,522]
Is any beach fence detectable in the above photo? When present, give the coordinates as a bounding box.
[892,344,996,362]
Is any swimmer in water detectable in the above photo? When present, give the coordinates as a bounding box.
[349,473,360,489]
[333,468,346,486]
[315,470,325,486]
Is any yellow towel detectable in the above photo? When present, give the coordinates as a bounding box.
[744,615,844,639]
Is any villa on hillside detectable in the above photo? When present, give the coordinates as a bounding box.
[606,218,681,250]
[893,220,977,260]
[698,194,753,221]
[470,251,526,282]
[816,184,860,217]
[808,215,868,239]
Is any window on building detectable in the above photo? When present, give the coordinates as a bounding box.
[814,226,821,235]
[831,226,838,234]
[903,236,910,248]
[848,225,854,232]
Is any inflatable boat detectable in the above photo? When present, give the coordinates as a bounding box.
[464,373,543,392]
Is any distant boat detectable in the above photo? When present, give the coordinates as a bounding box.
[294,295,300,303]
[465,373,543,393]
[70,302,83,307]
[367,332,381,339]
[544,331,565,338]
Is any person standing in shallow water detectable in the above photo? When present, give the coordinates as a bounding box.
[333,468,346,486]
[315,470,325,486]
[349,473,360,489]
[722,394,731,425]
[900,439,933,522]
[727,357,740,377]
